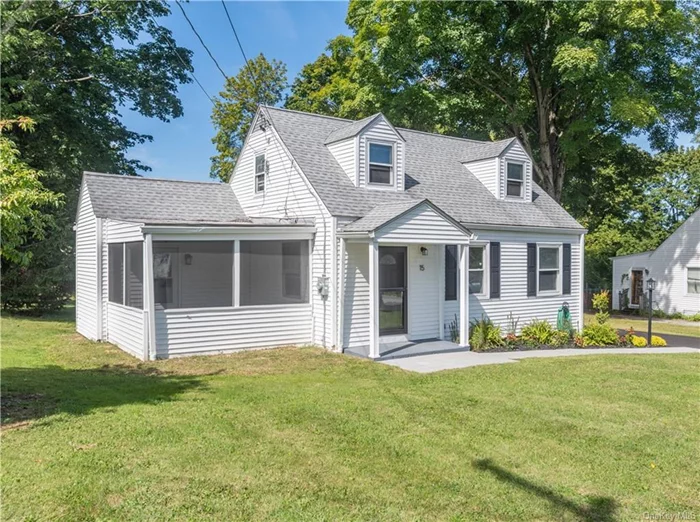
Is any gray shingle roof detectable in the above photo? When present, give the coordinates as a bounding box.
[461,138,515,162]
[324,113,406,145]
[262,107,583,231]
[83,172,250,225]
[341,199,427,232]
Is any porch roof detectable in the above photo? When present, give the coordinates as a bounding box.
[83,171,250,225]
[339,199,472,242]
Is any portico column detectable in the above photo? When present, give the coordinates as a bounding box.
[143,233,156,360]
[459,244,470,348]
[368,240,380,358]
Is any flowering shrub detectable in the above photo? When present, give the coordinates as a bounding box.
[651,335,667,347]
[582,323,619,346]
[592,290,611,325]
[630,335,648,347]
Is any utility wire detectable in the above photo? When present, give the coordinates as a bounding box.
[220,0,259,97]
[149,13,215,105]
[175,0,229,81]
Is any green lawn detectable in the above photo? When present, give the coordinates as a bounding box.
[2,310,699,521]
[584,313,700,338]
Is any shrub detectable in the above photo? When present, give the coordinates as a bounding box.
[581,323,618,347]
[592,290,611,324]
[617,327,635,347]
[469,317,504,352]
[521,319,555,346]
[630,335,648,347]
[651,335,667,347]
[573,333,585,347]
[551,329,572,346]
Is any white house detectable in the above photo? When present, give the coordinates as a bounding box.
[611,209,700,315]
[75,106,586,360]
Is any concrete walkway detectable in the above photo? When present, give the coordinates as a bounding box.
[381,347,699,373]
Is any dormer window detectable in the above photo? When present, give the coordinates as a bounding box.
[506,163,524,198]
[255,154,266,193]
[369,143,393,185]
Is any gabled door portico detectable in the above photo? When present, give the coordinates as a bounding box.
[339,199,473,359]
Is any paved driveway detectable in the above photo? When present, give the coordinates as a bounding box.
[381,347,699,373]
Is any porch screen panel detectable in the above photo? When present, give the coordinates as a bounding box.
[108,243,124,304]
[240,240,309,305]
[153,241,233,309]
[125,242,143,309]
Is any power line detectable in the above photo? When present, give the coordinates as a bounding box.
[220,0,257,92]
[149,13,214,105]
[175,0,229,81]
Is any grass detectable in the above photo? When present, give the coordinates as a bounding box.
[584,313,700,338]
[2,309,699,521]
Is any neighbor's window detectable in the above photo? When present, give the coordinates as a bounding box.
[506,163,524,198]
[240,240,309,305]
[153,241,233,309]
[538,245,560,293]
[369,143,393,185]
[255,154,266,193]
[108,243,124,305]
[469,246,485,295]
[125,242,143,309]
[688,267,700,294]
[445,245,458,301]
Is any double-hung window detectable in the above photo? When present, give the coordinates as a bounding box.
[368,143,393,185]
[254,154,266,193]
[469,246,485,295]
[688,267,700,294]
[538,245,560,293]
[506,163,524,198]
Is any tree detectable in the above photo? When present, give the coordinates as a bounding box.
[335,0,700,201]
[210,54,287,182]
[0,118,62,266]
[1,0,193,312]
[285,36,358,117]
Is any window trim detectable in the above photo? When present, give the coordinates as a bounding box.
[687,266,700,296]
[505,161,525,199]
[445,243,489,300]
[254,153,266,194]
[536,242,562,296]
[468,244,488,297]
[367,140,394,187]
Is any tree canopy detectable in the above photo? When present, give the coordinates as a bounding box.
[1,0,193,312]
[210,54,287,182]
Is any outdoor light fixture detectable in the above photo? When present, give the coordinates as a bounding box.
[646,277,656,343]
[420,247,429,256]
[184,253,193,266]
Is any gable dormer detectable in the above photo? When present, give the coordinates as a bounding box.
[462,138,532,202]
[326,114,405,191]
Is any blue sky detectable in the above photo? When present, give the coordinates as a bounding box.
[123,1,694,182]
[122,1,351,182]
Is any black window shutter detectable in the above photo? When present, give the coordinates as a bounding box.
[490,242,501,298]
[527,243,536,296]
[563,243,572,295]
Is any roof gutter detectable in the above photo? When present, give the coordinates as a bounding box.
[463,223,587,235]
[141,224,317,235]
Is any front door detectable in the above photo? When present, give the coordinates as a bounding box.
[379,246,407,335]
[630,269,644,306]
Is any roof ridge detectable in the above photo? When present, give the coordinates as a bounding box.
[84,171,227,186]
[261,106,516,147]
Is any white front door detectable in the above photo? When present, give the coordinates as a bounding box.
[408,244,440,340]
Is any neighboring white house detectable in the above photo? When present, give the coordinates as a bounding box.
[75,106,586,360]
[611,209,700,315]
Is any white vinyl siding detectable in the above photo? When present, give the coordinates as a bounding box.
[75,186,100,341]
[358,118,404,191]
[106,302,144,358]
[499,141,532,201]
[342,241,370,349]
[105,219,143,243]
[230,120,334,348]
[444,230,582,334]
[463,158,499,197]
[612,210,700,314]
[327,138,357,185]
[154,305,311,358]
[375,203,469,244]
